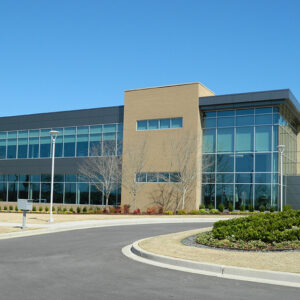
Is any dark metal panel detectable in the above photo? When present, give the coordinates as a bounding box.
[286,176,300,210]
[0,106,124,131]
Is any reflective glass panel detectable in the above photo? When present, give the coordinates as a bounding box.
[203,118,216,128]
[203,111,216,117]
[256,107,272,114]
[216,184,233,209]
[0,139,6,159]
[53,183,64,203]
[217,154,234,172]
[18,130,28,138]
[55,136,63,158]
[28,137,39,158]
[40,137,51,158]
[136,173,147,182]
[103,124,116,133]
[235,154,254,172]
[202,184,215,208]
[171,118,183,128]
[64,127,76,135]
[8,183,17,202]
[216,173,234,183]
[217,117,234,127]
[202,154,215,172]
[236,173,253,183]
[255,153,272,172]
[217,110,234,117]
[203,129,215,153]
[76,134,88,157]
[255,184,271,209]
[202,173,215,183]
[255,126,272,152]
[65,183,76,204]
[255,114,273,125]
[235,184,253,210]
[147,173,158,182]
[90,184,103,205]
[8,131,17,139]
[159,119,170,129]
[18,138,28,158]
[77,183,89,204]
[236,115,254,126]
[7,139,17,158]
[236,108,254,115]
[29,183,40,201]
[148,120,159,130]
[236,127,253,152]
[0,182,6,201]
[217,128,234,152]
[41,183,50,203]
[255,173,271,183]
[77,126,89,134]
[90,125,102,134]
[137,121,147,130]
[64,135,75,157]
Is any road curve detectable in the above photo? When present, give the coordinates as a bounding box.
[0,222,299,300]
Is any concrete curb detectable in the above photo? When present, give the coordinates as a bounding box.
[125,238,300,288]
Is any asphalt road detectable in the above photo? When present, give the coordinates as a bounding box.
[0,222,299,300]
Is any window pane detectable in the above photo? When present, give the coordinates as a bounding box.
[0,182,7,201]
[255,184,271,210]
[30,174,41,182]
[170,172,180,182]
[217,128,234,152]
[8,131,17,138]
[273,126,278,151]
[148,120,159,130]
[202,173,215,183]
[65,183,76,204]
[29,137,39,158]
[77,183,89,204]
[235,154,254,172]
[235,184,253,210]
[236,108,254,115]
[117,123,123,132]
[202,154,215,172]
[53,183,64,203]
[147,173,158,182]
[40,137,51,158]
[103,124,116,133]
[40,129,51,137]
[8,183,17,202]
[236,127,253,152]
[18,138,28,158]
[216,184,233,209]
[255,153,272,172]
[256,107,272,114]
[236,115,254,126]
[217,110,234,117]
[203,118,216,128]
[202,184,215,208]
[0,139,6,159]
[158,173,169,182]
[137,121,147,130]
[203,111,216,117]
[90,184,103,205]
[0,132,7,139]
[217,154,234,172]
[77,126,89,134]
[136,173,147,182]
[7,139,17,158]
[103,133,115,141]
[90,125,102,134]
[41,174,51,182]
[41,183,50,203]
[76,134,88,157]
[255,126,272,152]
[64,135,75,157]
[159,119,170,129]
[29,130,39,137]
[64,127,76,135]
[236,173,253,183]
[255,173,271,183]
[55,136,63,158]
[217,117,234,127]
[18,181,28,199]
[18,130,28,138]
[65,174,77,182]
[216,173,234,183]
[203,129,215,153]
[255,114,273,125]
[171,118,183,128]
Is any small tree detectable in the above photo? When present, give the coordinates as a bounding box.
[79,144,121,207]
[121,138,148,210]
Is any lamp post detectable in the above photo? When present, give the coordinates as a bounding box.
[49,130,59,222]
[277,145,285,212]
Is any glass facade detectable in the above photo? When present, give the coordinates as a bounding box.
[201,106,296,210]
[136,172,181,183]
[0,123,123,160]
[0,174,121,206]
[137,118,183,131]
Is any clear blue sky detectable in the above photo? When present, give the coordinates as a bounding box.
[1,0,299,116]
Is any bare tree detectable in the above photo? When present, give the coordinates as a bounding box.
[121,138,147,210]
[166,133,200,210]
[79,144,122,207]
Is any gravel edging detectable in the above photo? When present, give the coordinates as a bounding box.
[182,233,300,253]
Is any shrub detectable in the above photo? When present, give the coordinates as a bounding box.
[4,206,7,211]
[115,206,121,214]
[88,208,94,214]
[133,208,141,214]
[164,210,173,215]
[228,202,233,212]
[240,204,245,212]
[122,204,130,214]
[45,206,49,212]
[283,205,292,211]
[96,208,103,214]
[189,210,199,215]
[199,204,205,209]
[77,206,81,214]
[259,205,266,212]
[209,209,221,214]
[247,204,254,212]
[177,209,187,215]
[208,204,214,210]
[269,206,275,213]
[217,203,224,213]
[211,209,300,243]
[57,207,62,213]
[109,206,116,214]
[52,206,55,212]
[32,206,36,212]
[199,209,208,214]
[82,207,87,213]
[39,206,43,212]
[15,206,18,211]
[69,207,74,213]
[103,208,108,214]
[63,207,67,213]
[146,206,161,215]
[9,205,13,211]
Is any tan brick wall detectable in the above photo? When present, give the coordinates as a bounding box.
[121,83,214,212]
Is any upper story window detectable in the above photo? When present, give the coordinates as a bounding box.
[137,117,183,131]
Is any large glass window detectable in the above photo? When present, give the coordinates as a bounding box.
[235,154,253,172]
[217,154,234,172]
[29,137,39,158]
[7,139,17,159]
[236,127,253,152]
[55,136,63,158]
[216,184,233,209]
[77,183,89,204]
[0,182,7,201]
[89,134,102,156]
[203,129,215,153]
[255,153,272,172]
[40,137,51,158]
[255,126,272,152]
[18,138,28,158]
[0,139,6,159]
[76,134,88,157]
[235,184,253,210]
[202,184,215,208]
[90,184,103,205]
[64,135,75,157]
[255,184,271,209]
[217,128,234,152]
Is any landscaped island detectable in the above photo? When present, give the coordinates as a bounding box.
[196,208,300,251]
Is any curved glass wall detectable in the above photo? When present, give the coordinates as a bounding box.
[0,174,120,206]
[0,123,123,160]
[201,106,296,211]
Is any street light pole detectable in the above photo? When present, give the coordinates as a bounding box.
[277,145,285,212]
[49,130,59,222]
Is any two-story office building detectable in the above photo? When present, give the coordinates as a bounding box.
[0,82,299,211]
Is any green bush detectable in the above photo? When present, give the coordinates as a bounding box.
[57,207,62,213]
[177,209,187,215]
[247,204,254,212]
[77,207,81,214]
[199,209,208,214]
[240,204,245,212]
[259,205,266,212]
[217,203,224,213]
[15,206,18,211]
[269,206,275,212]
[189,210,199,215]
[39,206,43,212]
[208,204,214,210]
[83,207,87,213]
[212,209,300,243]
[9,205,13,211]
[164,210,173,215]
[63,207,67,213]
[209,209,220,214]
[199,204,205,209]
[4,206,7,211]
[45,206,49,212]
[52,206,55,212]
[32,206,36,212]
[283,205,292,211]
[228,202,233,212]
[69,207,74,213]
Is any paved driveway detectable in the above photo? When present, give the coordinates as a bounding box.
[0,222,299,300]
